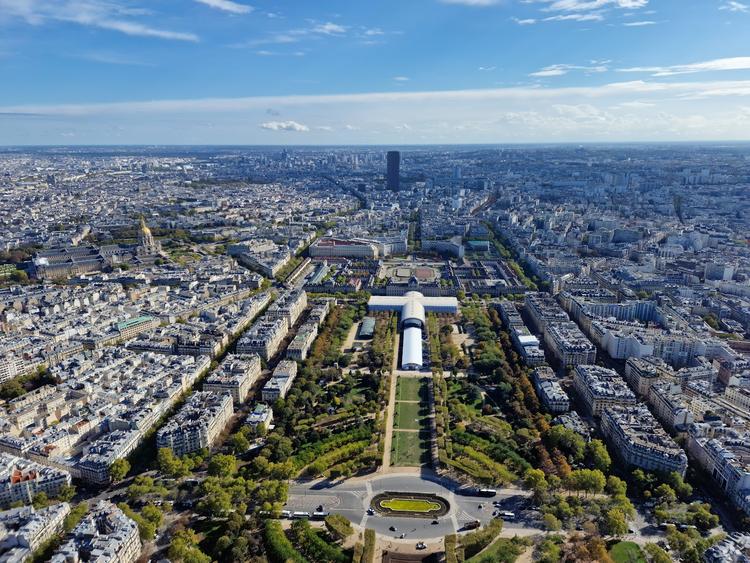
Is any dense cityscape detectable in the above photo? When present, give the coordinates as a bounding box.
[0,144,747,562]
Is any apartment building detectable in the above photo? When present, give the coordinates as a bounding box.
[0,453,72,507]
[531,366,570,413]
[50,501,141,563]
[156,392,233,457]
[286,323,318,361]
[573,364,636,417]
[545,322,597,367]
[236,317,289,361]
[648,381,695,431]
[625,356,674,397]
[203,353,261,404]
[266,290,308,327]
[601,405,688,476]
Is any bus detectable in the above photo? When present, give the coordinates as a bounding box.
[291,511,311,519]
[501,511,516,521]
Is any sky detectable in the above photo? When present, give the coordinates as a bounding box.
[1,0,750,145]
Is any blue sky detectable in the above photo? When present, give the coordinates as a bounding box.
[1,0,750,144]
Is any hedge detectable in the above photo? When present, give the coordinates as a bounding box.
[264,520,307,563]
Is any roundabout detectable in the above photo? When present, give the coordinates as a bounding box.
[372,492,450,518]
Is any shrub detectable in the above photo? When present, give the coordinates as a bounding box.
[324,514,353,541]
[263,520,307,563]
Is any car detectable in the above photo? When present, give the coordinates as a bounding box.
[400,533,405,539]
[416,542,427,550]
[389,526,397,532]
[431,520,439,525]
[367,508,375,516]
[478,504,483,509]
[316,505,323,512]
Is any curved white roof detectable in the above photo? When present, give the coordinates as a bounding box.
[401,291,426,325]
[402,326,423,369]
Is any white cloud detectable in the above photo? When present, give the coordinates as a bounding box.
[260,120,309,132]
[623,20,656,26]
[239,20,350,46]
[439,0,501,5]
[536,0,648,11]
[316,125,334,131]
[615,100,655,108]
[0,0,198,41]
[618,56,750,76]
[530,63,608,76]
[195,0,253,14]
[720,1,749,12]
[543,13,604,21]
[75,52,154,66]
[478,66,497,71]
[393,76,410,81]
[312,22,347,35]
[5,79,750,143]
[520,0,648,23]
[6,79,750,117]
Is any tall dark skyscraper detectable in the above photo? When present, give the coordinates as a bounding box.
[387,151,400,191]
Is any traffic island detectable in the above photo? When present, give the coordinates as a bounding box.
[371,491,450,518]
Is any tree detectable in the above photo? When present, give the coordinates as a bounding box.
[56,484,76,502]
[10,270,28,283]
[587,439,611,472]
[157,448,191,478]
[565,469,606,497]
[141,504,163,528]
[229,432,251,455]
[168,529,211,563]
[655,483,677,504]
[686,503,719,532]
[602,508,629,536]
[667,471,693,500]
[546,425,586,461]
[109,458,130,482]
[644,543,672,563]
[215,535,233,556]
[606,476,627,497]
[543,513,562,531]
[208,454,237,477]
[524,468,548,492]
[32,492,49,509]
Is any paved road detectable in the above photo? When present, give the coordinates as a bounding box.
[285,472,535,540]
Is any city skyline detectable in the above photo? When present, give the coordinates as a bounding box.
[1,0,750,144]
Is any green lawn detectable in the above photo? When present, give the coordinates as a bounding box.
[391,431,429,466]
[396,377,426,402]
[609,541,646,563]
[394,401,427,430]
[466,537,527,563]
[379,498,441,513]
